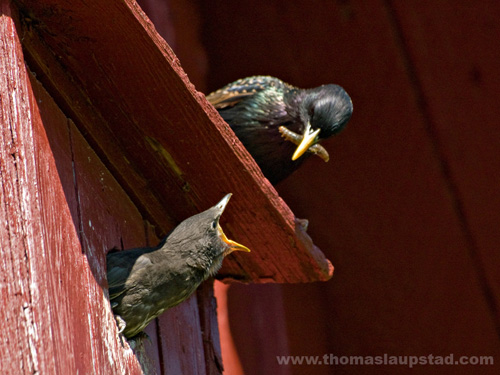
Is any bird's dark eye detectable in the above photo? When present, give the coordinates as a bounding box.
[212,221,218,230]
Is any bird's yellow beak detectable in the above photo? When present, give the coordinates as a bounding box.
[291,122,321,161]
[218,224,251,255]
[214,193,251,254]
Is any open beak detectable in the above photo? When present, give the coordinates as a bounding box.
[291,122,321,161]
[218,224,251,255]
[215,194,251,254]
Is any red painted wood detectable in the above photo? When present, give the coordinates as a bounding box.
[15,0,333,283]
[30,77,147,374]
[0,6,44,373]
[1,1,228,373]
[30,75,93,375]
[225,283,292,375]
[1,4,145,372]
[214,282,245,375]
[158,295,207,375]
[30,46,214,375]
[70,123,155,375]
[390,0,500,321]
[197,280,224,375]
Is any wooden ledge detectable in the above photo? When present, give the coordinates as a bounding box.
[15,0,333,283]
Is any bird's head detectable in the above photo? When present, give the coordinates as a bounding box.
[168,194,250,276]
[292,84,353,161]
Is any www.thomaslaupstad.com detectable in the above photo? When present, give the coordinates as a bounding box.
[276,354,494,368]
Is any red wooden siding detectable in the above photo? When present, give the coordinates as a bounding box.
[1,5,144,372]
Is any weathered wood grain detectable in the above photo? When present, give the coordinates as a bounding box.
[197,280,224,375]
[158,295,207,375]
[2,3,145,372]
[28,41,217,375]
[69,121,153,374]
[29,71,147,373]
[30,74,91,375]
[0,5,43,373]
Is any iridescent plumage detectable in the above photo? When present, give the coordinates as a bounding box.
[207,76,353,184]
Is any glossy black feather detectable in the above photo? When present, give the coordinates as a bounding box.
[207,76,353,184]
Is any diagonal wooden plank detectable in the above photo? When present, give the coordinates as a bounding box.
[14,0,333,282]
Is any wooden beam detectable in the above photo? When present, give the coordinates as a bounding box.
[14,0,333,282]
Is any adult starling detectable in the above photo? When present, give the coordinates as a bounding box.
[106,194,250,338]
[207,76,353,184]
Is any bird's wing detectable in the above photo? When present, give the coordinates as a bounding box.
[206,76,294,109]
[107,250,153,300]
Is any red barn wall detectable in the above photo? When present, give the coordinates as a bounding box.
[5,0,498,374]
[0,2,222,372]
[142,1,500,374]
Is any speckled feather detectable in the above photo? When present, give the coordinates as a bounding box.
[206,76,296,109]
[207,76,353,184]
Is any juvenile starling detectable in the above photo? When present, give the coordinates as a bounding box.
[207,76,353,184]
[106,194,250,338]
